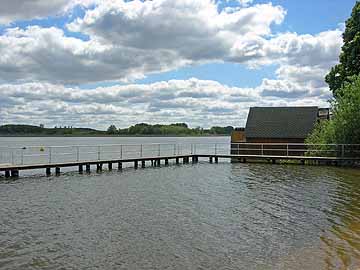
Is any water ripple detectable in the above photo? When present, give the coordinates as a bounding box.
[0,163,359,269]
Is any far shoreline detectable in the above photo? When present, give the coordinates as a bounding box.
[0,134,230,138]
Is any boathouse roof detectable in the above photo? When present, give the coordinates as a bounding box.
[245,107,318,139]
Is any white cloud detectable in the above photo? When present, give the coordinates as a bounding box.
[0,0,341,88]
[0,0,97,25]
[0,77,330,129]
[0,0,288,84]
[0,25,185,84]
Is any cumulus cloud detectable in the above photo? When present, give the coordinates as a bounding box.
[0,0,341,88]
[0,78,330,129]
[262,30,342,68]
[0,0,288,84]
[0,25,186,84]
[0,0,97,25]
[0,0,342,87]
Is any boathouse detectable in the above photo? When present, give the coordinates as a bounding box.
[232,106,329,144]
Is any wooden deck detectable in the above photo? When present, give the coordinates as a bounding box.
[198,154,360,162]
[1,154,359,178]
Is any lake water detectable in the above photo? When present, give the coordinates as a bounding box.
[0,136,229,148]
[0,137,359,269]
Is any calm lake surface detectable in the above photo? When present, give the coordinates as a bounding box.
[0,137,359,269]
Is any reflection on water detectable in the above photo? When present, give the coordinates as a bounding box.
[0,162,359,269]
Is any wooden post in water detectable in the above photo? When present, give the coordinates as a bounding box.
[165,158,169,166]
[209,157,213,163]
[55,167,61,175]
[79,165,83,173]
[5,170,10,178]
[176,157,179,164]
[118,162,122,170]
[97,164,102,171]
[215,157,218,163]
[46,167,51,176]
[86,164,91,172]
[142,160,146,168]
[134,161,138,169]
[108,163,112,171]
[11,170,19,178]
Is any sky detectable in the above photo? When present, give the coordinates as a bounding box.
[0,0,357,129]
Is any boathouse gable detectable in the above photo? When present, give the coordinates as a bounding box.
[244,107,319,144]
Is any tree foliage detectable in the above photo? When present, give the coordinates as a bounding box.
[117,123,234,136]
[307,76,360,145]
[325,1,360,97]
[0,123,235,136]
[0,125,103,136]
[309,2,360,148]
[107,125,118,134]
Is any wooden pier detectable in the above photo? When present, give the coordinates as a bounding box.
[0,154,194,178]
[1,153,359,178]
[0,143,359,178]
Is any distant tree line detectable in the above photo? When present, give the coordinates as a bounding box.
[0,125,105,136]
[107,123,234,136]
[0,123,234,136]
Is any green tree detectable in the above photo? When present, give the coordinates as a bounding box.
[307,76,360,145]
[326,2,360,97]
[107,125,118,135]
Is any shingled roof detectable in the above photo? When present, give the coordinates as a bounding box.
[245,107,318,139]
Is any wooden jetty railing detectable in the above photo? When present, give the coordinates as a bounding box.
[0,143,359,178]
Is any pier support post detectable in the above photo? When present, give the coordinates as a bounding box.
[134,161,138,169]
[215,157,218,163]
[183,157,187,164]
[79,165,83,173]
[97,164,102,172]
[209,157,213,163]
[86,164,91,172]
[272,159,276,164]
[300,160,305,165]
[243,158,246,163]
[11,170,19,178]
[5,170,10,178]
[142,160,146,168]
[108,163,112,171]
[118,162,122,170]
[46,167,51,176]
[157,159,161,167]
[176,157,179,165]
[55,167,61,175]
[165,158,169,166]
